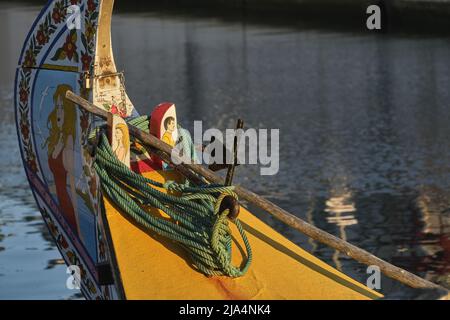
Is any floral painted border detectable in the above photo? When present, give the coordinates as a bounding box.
[17,0,100,174]
[18,0,69,176]
[16,0,116,300]
[21,1,64,69]
[41,206,102,299]
[18,69,38,173]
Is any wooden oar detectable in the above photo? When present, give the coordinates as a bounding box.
[66,90,448,294]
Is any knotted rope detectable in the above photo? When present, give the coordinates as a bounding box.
[92,117,252,277]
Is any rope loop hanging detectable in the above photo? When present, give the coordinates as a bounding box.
[92,118,252,278]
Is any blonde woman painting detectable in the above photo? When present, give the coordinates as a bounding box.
[113,123,130,163]
[44,84,79,236]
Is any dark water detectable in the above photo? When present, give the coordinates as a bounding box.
[1,2,449,299]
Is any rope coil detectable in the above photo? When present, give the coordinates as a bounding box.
[92,119,252,278]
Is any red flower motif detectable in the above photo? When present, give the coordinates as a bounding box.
[63,34,77,61]
[67,251,76,265]
[23,49,36,68]
[52,8,62,23]
[81,53,92,71]
[21,122,30,140]
[27,158,38,173]
[57,235,69,249]
[19,87,28,104]
[110,104,127,118]
[48,221,58,237]
[87,0,96,12]
[110,104,118,115]
[85,23,95,42]
[36,29,49,46]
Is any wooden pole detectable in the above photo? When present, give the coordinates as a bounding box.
[66,90,448,293]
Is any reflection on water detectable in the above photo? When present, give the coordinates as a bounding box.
[325,190,357,271]
[412,187,450,288]
[325,192,357,227]
[1,2,450,299]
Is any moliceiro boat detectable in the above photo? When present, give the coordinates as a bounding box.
[14,0,445,300]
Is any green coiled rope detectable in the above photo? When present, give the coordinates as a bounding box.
[92,117,252,277]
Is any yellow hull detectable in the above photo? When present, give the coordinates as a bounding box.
[103,170,383,300]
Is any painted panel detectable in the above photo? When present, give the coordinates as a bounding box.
[15,0,120,299]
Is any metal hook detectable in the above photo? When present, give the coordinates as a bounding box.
[225,119,244,186]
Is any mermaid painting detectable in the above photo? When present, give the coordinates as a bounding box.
[44,84,80,236]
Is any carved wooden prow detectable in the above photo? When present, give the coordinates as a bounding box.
[93,0,135,118]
